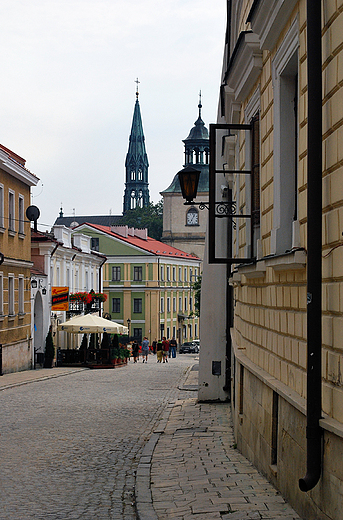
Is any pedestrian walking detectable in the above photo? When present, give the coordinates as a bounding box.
[162,337,169,363]
[141,336,149,363]
[169,337,177,358]
[152,339,157,355]
[132,341,139,363]
[156,341,163,363]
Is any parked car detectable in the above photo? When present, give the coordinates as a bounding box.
[179,341,199,354]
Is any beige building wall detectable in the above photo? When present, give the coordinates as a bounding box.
[205,1,343,519]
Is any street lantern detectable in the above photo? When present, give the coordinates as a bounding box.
[127,318,131,336]
[178,166,201,204]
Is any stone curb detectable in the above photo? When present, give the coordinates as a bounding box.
[135,365,194,520]
[0,368,88,391]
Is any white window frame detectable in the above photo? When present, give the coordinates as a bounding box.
[18,194,24,235]
[8,190,15,232]
[18,275,24,314]
[8,274,15,316]
[0,184,4,229]
[0,272,3,315]
[160,297,164,313]
[173,297,176,312]
[167,297,170,312]
[271,17,299,255]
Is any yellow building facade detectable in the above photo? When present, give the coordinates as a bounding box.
[0,145,39,373]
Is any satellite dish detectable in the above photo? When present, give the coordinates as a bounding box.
[26,205,40,222]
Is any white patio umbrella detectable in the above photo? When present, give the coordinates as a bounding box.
[58,313,128,334]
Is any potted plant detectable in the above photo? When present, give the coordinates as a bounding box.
[44,327,55,368]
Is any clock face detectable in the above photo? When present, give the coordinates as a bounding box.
[187,210,199,226]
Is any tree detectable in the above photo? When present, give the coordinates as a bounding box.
[44,327,55,368]
[121,200,163,240]
[192,274,202,317]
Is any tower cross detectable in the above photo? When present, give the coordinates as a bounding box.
[135,78,140,98]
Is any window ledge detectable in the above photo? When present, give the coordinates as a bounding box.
[18,232,26,239]
[8,229,16,237]
[264,249,306,271]
[237,260,266,279]
[0,226,5,234]
[18,312,26,319]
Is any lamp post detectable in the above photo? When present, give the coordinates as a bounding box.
[127,318,131,339]
[178,166,201,204]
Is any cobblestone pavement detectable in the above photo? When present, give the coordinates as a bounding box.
[144,368,302,520]
[0,355,195,520]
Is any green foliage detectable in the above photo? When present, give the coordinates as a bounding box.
[80,334,88,350]
[111,334,119,349]
[121,200,163,240]
[192,274,202,317]
[44,328,55,359]
[101,332,110,349]
[44,328,55,367]
[89,333,99,349]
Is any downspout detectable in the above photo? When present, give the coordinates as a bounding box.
[299,0,322,492]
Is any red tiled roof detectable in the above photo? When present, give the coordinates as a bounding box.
[78,223,200,260]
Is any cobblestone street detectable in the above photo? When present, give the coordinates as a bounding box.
[0,355,194,520]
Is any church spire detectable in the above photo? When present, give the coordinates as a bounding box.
[123,80,150,214]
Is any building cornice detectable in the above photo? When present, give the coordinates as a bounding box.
[0,149,39,187]
[225,31,263,102]
[247,0,298,50]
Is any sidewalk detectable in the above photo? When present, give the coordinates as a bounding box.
[135,366,302,520]
[0,366,86,391]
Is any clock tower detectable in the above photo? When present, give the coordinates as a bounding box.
[160,94,209,260]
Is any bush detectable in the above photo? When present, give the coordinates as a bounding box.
[44,328,55,367]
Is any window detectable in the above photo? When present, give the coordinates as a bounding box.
[167,327,170,339]
[160,297,164,313]
[112,298,120,313]
[167,297,170,312]
[251,112,260,257]
[134,298,142,313]
[85,271,89,292]
[91,237,99,251]
[189,324,192,338]
[179,267,182,281]
[18,195,24,234]
[173,326,176,338]
[195,323,198,338]
[112,266,121,281]
[184,297,188,313]
[160,265,164,281]
[190,296,193,311]
[0,184,4,228]
[8,275,15,316]
[167,266,170,281]
[133,266,142,281]
[66,269,70,288]
[272,18,299,254]
[8,191,15,231]
[179,297,182,311]
[18,276,24,314]
[173,297,176,312]
[0,273,3,315]
[173,267,176,281]
[184,268,187,282]
[133,328,142,343]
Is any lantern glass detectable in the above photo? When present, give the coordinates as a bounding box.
[178,166,200,203]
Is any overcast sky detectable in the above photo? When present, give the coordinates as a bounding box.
[1,1,226,230]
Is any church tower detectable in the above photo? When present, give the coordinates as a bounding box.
[160,93,209,260]
[123,80,150,214]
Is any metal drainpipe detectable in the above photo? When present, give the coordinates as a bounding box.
[299,0,322,492]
